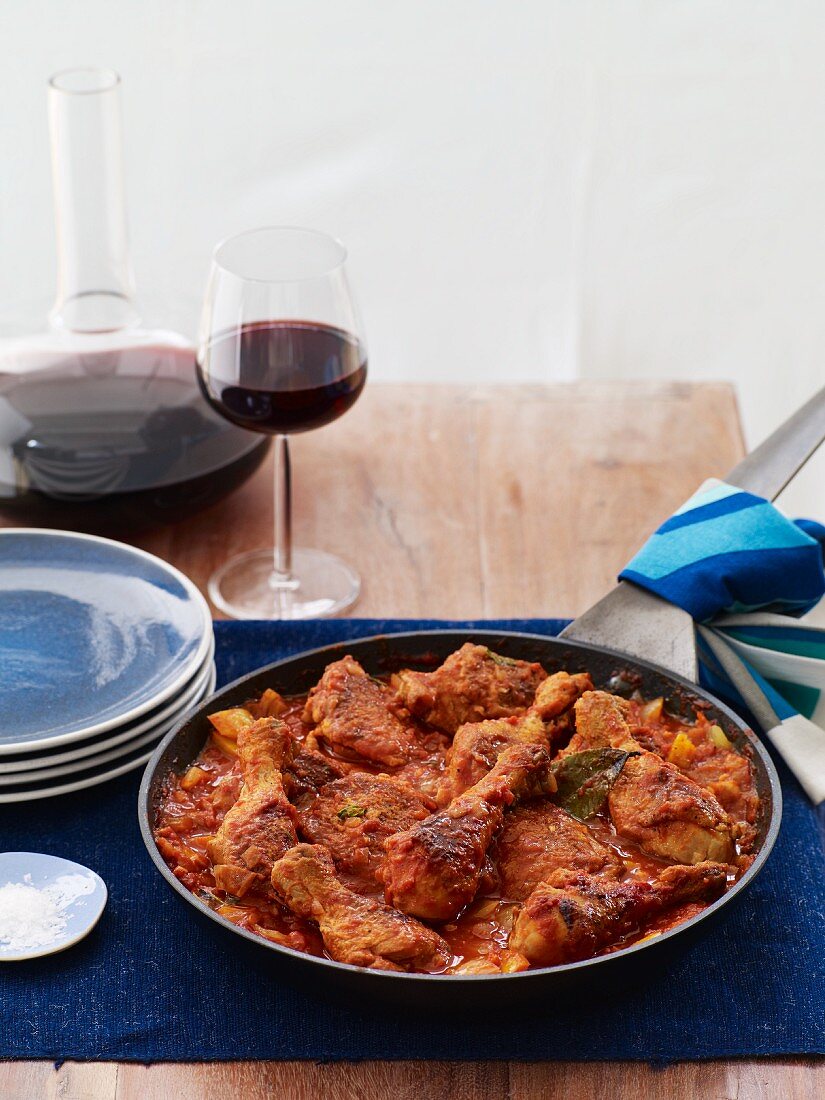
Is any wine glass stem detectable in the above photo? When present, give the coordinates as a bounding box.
[273,433,292,582]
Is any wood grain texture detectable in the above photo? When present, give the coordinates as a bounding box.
[3,382,820,1100]
[472,382,745,616]
[143,381,746,618]
[2,1058,821,1100]
[0,381,746,619]
[0,1060,117,1100]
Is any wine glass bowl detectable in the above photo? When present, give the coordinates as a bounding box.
[196,227,368,620]
[197,319,366,435]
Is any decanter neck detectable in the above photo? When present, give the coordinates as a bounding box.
[48,68,140,334]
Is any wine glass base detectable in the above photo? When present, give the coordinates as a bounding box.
[208,547,360,621]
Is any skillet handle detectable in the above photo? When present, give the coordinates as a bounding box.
[561,584,698,682]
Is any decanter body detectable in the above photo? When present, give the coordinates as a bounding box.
[0,68,267,526]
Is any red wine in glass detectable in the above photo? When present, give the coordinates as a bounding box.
[195,224,368,621]
[197,320,367,434]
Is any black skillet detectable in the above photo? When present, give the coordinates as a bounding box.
[138,385,825,1008]
[138,628,781,1009]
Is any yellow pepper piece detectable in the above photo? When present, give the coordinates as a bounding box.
[635,930,663,945]
[708,724,733,750]
[253,689,288,718]
[640,697,664,723]
[207,708,255,741]
[501,950,530,973]
[667,731,696,768]
[180,765,208,790]
[210,731,239,757]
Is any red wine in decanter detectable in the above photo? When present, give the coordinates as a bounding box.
[0,329,268,526]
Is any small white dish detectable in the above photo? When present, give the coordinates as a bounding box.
[0,852,107,961]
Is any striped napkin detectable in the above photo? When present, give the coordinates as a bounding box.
[620,478,825,803]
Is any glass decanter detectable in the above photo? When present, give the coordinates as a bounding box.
[0,68,268,527]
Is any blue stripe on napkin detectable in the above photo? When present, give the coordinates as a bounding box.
[622,546,825,622]
[659,491,761,532]
[620,479,825,621]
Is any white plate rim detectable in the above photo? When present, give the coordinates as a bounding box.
[0,852,108,961]
[0,528,213,752]
[0,639,215,771]
[0,665,217,803]
[0,748,153,804]
[0,664,216,784]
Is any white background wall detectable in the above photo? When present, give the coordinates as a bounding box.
[1,1,824,509]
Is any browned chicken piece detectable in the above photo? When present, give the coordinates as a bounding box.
[609,753,737,864]
[510,861,728,966]
[566,689,638,754]
[495,800,624,900]
[628,705,759,832]
[435,672,592,806]
[303,656,423,767]
[392,643,547,734]
[297,772,431,884]
[532,671,594,720]
[531,671,594,738]
[207,718,298,897]
[283,746,346,803]
[437,713,548,806]
[568,691,737,865]
[381,742,556,921]
[271,844,452,972]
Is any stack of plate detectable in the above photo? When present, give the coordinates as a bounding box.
[0,529,215,802]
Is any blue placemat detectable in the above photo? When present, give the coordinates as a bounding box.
[1,619,823,1063]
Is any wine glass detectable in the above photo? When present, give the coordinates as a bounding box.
[196,226,367,619]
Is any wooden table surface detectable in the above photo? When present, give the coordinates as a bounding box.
[1,382,821,1100]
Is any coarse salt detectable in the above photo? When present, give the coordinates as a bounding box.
[0,872,96,951]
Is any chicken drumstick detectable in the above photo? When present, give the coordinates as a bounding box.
[381,741,556,921]
[271,843,452,972]
[510,861,728,966]
[208,717,298,897]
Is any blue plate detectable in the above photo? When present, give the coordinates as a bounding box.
[0,852,107,961]
[0,530,211,751]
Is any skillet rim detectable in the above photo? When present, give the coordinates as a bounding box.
[138,628,783,987]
